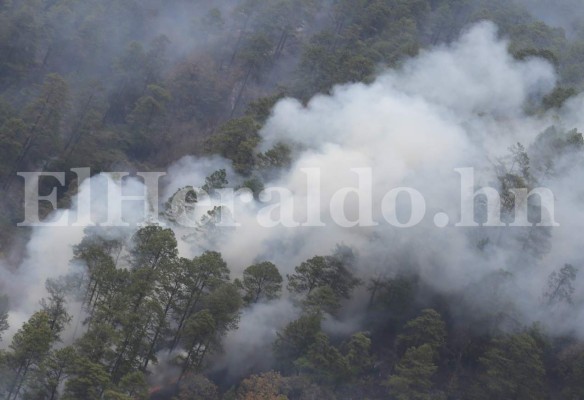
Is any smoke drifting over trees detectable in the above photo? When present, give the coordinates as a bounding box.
[2,0,584,399]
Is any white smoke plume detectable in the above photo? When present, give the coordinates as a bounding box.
[3,21,584,379]
[164,21,584,376]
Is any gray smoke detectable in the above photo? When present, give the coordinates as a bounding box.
[3,22,584,381]
[516,0,584,37]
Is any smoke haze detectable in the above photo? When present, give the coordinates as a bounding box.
[2,20,584,383]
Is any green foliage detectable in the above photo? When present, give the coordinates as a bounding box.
[205,116,261,175]
[302,286,341,316]
[256,143,292,171]
[179,310,217,376]
[542,85,576,109]
[242,261,283,304]
[167,56,232,126]
[0,293,8,341]
[202,169,229,194]
[276,323,372,386]
[559,348,584,400]
[0,3,40,84]
[0,117,25,177]
[5,311,55,399]
[114,371,148,399]
[10,311,54,366]
[295,332,350,385]
[3,72,70,183]
[386,344,442,400]
[207,283,243,332]
[170,251,231,349]
[295,0,429,97]
[0,224,247,395]
[239,176,265,199]
[530,126,584,175]
[287,255,361,300]
[513,48,559,66]
[126,84,171,160]
[62,356,110,400]
[397,309,446,354]
[1,1,584,398]
[343,332,373,377]
[246,94,285,123]
[368,275,418,325]
[478,333,546,400]
[274,314,321,368]
[23,346,76,400]
[130,225,178,271]
[40,278,72,341]
[240,33,275,74]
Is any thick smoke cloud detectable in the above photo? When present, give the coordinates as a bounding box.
[2,22,584,379]
[175,22,584,377]
[213,21,558,277]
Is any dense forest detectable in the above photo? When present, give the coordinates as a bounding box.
[2,0,584,399]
